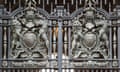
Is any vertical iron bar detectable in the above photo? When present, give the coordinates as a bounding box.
[17,69,20,72]
[5,0,7,4]
[68,21,71,72]
[67,3,70,15]
[2,20,8,72]
[19,0,21,8]
[0,19,2,71]
[109,21,113,72]
[9,2,11,12]
[39,0,41,4]
[76,0,78,10]
[43,0,45,9]
[112,21,118,67]
[51,2,53,14]
[63,0,65,5]
[100,0,102,9]
[105,0,107,5]
[71,0,74,5]
[55,0,57,4]
[80,0,81,5]
[47,0,49,5]
[22,69,24,72]
[58,19,63,72]
[113,0,116,5]
[82,69,84,72]
[91,69,94,72]
[49,20,52,72]
[116,7,120,72]
[109,2,111,13]
[13,0,16,4]
[63,21,68,68]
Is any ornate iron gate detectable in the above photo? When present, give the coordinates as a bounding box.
[0,0,120,72]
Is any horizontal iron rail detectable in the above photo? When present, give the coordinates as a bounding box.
[0,59,119,61]
[0,24,120,28]
[0,67,120,69]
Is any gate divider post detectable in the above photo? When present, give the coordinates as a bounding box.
[58,18,63,72]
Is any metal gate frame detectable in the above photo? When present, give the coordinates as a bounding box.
[0,0,120,72]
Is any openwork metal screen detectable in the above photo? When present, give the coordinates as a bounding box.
[0,0,120,72]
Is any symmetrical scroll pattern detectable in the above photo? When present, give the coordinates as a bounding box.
[11,0,49,67]
[72,0,109,67]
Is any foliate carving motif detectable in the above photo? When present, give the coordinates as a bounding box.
[11,0,49,67]
[72,0,109,67]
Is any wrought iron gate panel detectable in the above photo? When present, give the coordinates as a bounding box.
[0,0,120,72]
